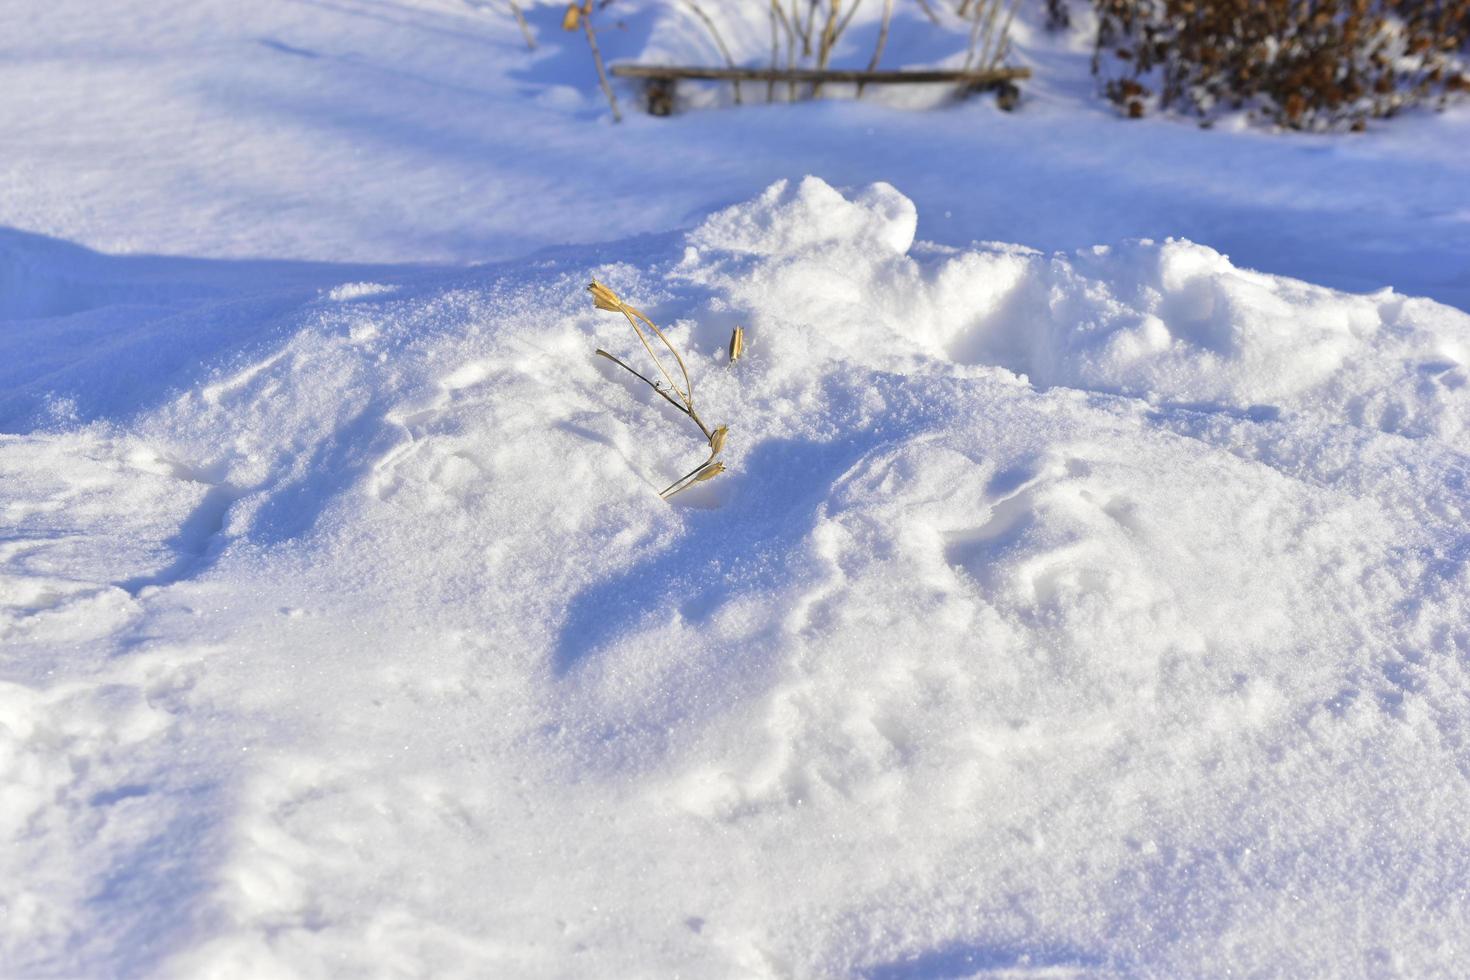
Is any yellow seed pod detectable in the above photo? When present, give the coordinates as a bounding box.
[561,3,581,31]
[693,460,725,483]
[728,326,745,363]
[587,280,623,312]
[708,425,728,455]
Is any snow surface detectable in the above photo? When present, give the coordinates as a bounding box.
[4,1,1470,977]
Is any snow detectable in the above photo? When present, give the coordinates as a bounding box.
[3,0,1470,976]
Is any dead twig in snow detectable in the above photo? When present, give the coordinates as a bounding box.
[567,1,622,121]
[506,0,536,49]
[681,0,743,104]
[588,281,730,499]
[859,0,894,95]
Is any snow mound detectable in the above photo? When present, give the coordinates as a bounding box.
[689,176,918,257]
[683,178,1470,450]
[4,178,1470,978]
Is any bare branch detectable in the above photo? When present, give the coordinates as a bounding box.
[581,10,622,121]
[681,0,744,104]
[860,0,895,96]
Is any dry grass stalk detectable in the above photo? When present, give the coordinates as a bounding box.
[588,281,730,499]
[859,0,895,94]
[833,0,866,45]
[659,459,725,499]
[800,0,818,55]
[772,0,800,99]
[507,0,537,49]
[728,326,745,363]
[682,0,744,104]
[781,0,925,99]
[566,1,622,121]
[768,1,781,101]
[813,0,842,95]
[964,0,1020,71]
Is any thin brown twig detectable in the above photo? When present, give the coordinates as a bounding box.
[859,0,894,96]
[681,0,743,105]
[986,0,1021,70]
[659,456,721,498]
[963,0,987,70]
[833,0,865,48]
[769,1,779,101]
[589,282,726,500]
[813,0,838,96]
[506,0,536,49]
[784,0,801,99]
[594,350,713,442]
[582,10,622,121]
[617,309,683,402]
[622,303,695,409]
[965,0,1017,72]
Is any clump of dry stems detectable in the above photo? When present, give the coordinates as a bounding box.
[559,0,1023,119]
[588,281,731,499]
[764,0,1020,100]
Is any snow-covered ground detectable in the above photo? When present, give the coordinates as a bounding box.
[3,1,1470,976]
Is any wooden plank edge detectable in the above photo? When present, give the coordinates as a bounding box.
[608,65,1032,84]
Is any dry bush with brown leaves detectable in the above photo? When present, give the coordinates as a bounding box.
[1091,0,1470,129]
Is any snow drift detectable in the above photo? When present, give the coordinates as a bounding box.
[3,178,1469,977]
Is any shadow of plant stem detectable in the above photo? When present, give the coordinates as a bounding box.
[587,280,728,499]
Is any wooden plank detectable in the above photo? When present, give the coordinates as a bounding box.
[609,64,1030,85]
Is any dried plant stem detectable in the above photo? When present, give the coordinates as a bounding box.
[859,0,894,96]
[800,0,818,55]
[621,303,695,409]
[682,0,743,105]
[769,2,803,103]
[913,0,942,26]
[582,13,622,121]
[963,0,988,70]
[589,281,731,501]
[598,347,720,500]
[782,0,801,99]
[594,349,713,442]
[768,1,780,101]
[987,0,1021,70]
[660,457,722,499]
[813,0,837,96]
[964,0,1018,71]
[506,0,536,49]
[833,0,865,47]
[812,0,867,97]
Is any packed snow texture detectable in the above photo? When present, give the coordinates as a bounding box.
[4,174,1470,977]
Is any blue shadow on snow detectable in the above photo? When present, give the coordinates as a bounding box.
[553,433,874,675]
